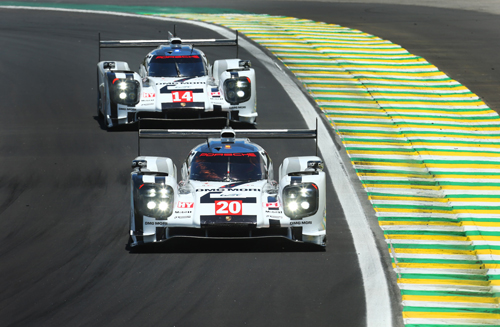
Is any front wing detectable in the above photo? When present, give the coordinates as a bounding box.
[98,62,257,127]
[129,177,326,247]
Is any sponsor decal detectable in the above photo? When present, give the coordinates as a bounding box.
[143,92,155,98]
[174,77,197,83]
[177,202,194,208]
[215,200,243,216]
[266,215,282,219]
[220,181,256,189]
[172,90,193,102]
[264,202,280,208]
[290,221,313,225]
[174,215,190,219]
[174,210,192,214]
[199,153,256,157]
[215,193,242,197]
[211,91,221,97]
[145,221,168,226]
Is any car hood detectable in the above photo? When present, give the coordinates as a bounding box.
[172,180,270,225]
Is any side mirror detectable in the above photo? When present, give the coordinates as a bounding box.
[181,163,188,181]
[307,160,324,171]
[239,60,251,69]
[103,62,115,70]
[132,159,147,170]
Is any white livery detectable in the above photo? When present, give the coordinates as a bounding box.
[97,33,257,128]
[130,127,326,247]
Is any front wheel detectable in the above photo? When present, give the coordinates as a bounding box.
[97,90,103,118]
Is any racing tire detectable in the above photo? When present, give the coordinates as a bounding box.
[97,90,104,119]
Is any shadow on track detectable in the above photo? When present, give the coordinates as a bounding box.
[126,237,325,254]
[94,115,257,131]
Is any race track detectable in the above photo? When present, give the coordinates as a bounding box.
[1,1,499,327]
[0,8,367,327]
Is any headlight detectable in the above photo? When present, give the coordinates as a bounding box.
[109,77,140,106]
[135,184,174,218]
[224,76,251,104]
[283,183,319,219]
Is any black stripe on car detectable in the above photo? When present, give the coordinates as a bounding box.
[106,72,118,118]
[156,227,166,241]
[154,176,166,184]
[269,219,281,228]
[220,181,253,189]
[161,102,205,109]
[200,215,257,225]
[160,87,205,94]
[291,227,303,241]
[199,193,257,204]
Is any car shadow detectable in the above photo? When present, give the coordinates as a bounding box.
[137,117,256,130]
[94,115,256,131]
[94,115,136,132]
[126,237,325,254]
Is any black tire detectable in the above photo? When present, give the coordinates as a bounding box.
[97,90,103,118]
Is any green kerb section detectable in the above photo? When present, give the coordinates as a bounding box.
[0,2,249,14]
[4,4,500,326]
[156,12,500,327]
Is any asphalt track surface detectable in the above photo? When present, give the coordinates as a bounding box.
[1,2,499,327]
[0,9,365,327]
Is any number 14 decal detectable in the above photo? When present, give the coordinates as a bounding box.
[172,91,193,102]
[215,200,243,215]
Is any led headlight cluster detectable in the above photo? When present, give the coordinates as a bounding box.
[136,184,174,218]
[109,78,140,106]
[283,183,319,219]
[224,77,251,104]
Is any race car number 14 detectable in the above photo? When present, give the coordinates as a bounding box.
[172,91,193,102]
[215,200,242,215]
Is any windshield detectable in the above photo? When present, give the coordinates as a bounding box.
[190,152,266,182]
[148,55,206,77]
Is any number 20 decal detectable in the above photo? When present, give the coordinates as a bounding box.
[172,91,193,102]
[215,200,243,215]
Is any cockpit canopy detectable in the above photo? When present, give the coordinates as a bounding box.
[189,152,267,182]
[147,46,207,78]
[148,55,206,77]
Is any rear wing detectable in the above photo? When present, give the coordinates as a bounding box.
[137,118,318,156]
[98,31,239,61]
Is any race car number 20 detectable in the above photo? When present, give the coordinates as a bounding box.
[172,91,193,102]
[215,200,242,215]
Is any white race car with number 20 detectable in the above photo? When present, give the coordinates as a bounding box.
[129,127,326,247]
